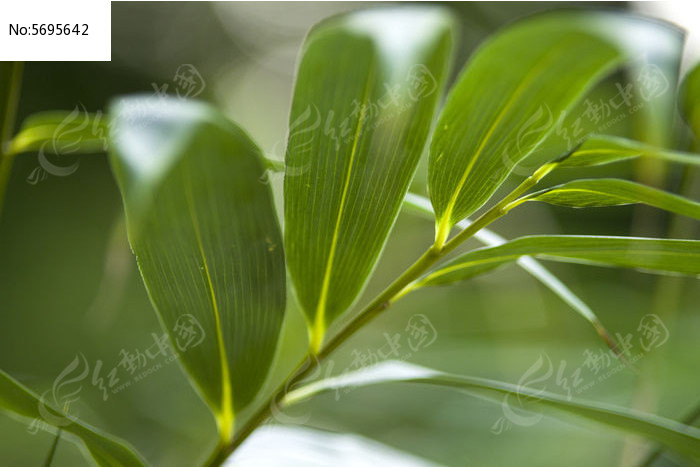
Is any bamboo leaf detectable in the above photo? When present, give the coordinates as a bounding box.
[680,62,700,137]
[8,110,108,156]
[512,178,700,220]
[429,15,622,243]
[402,193,620,355]
[557,134,700,168]
[284,8,454,351]
[108,96,286,442]
[421,236,700,286]
[283,361,700,462]
[0,369,147,466]
[229,425,436,466]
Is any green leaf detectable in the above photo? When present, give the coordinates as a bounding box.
[0,62,22,149]
[0,369,147,466]
[283,361,700,462]
[284,8,454,351]
[0,62,22,219]
[403,193,621,356]
[421,235,700,286]
[230,425,436,465]
[108,96,286,442]
[512,178,700,220]
[680,62,700,137]
[557,134,700,168]
[429,15,622,243]
[8,110,109,156]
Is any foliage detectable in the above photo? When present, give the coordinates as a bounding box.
[1,7,699,467]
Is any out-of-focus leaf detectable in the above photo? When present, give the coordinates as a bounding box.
[680,62,700,137]
[582,12,683,147]
[512,178,700,220]
[284,8,454,351]
[0,369,147,466]
[0,62,22,149]
[108,96,286,442]
[0,62,22,219]
[429,15,621,243]
[226,425,436,467]
[557,135,700,168]
[515,12,684,169]
[402,193,620,355]
[283,361,700,462]
[8,110,109,156]
[421,236,700,286]
[639,403,700,467]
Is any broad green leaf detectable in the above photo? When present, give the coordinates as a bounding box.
[429,15,622,243]
[108,96,286,442]
[421,236,700,286]
[403,193,620,356]
[680,62,700,137]
[557,134,700,168]
[283,361,700,462]
[284,8,454,351]
[512,178,700,220]
[8,110,109,156]
[0,369,147,466]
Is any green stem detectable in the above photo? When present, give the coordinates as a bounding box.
[44,428,62,467]
[0,62,23,221]
[435,162,557,255]
[0,153,16,220]
[204,164,556,466]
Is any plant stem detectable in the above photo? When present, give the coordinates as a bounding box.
[44,428,62,467]
[204,164,555,466]
[0,62,23,221]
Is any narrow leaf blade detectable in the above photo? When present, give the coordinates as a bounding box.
[9,110,108,156]
[403,193,620,355]
[108,97,286,440]
[558,134,700,168]
[283,361,700,462]
[0,369,147,466]
[284,8,454,349]
[422,235,700,286]
[517,178,700,220]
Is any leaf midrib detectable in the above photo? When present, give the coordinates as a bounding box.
[310,57,377,351]
[182,167,234,439]
[438,38,576,229]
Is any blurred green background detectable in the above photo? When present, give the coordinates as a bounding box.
[0,2,698,466]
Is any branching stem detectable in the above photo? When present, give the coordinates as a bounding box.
[204,163,555,466]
